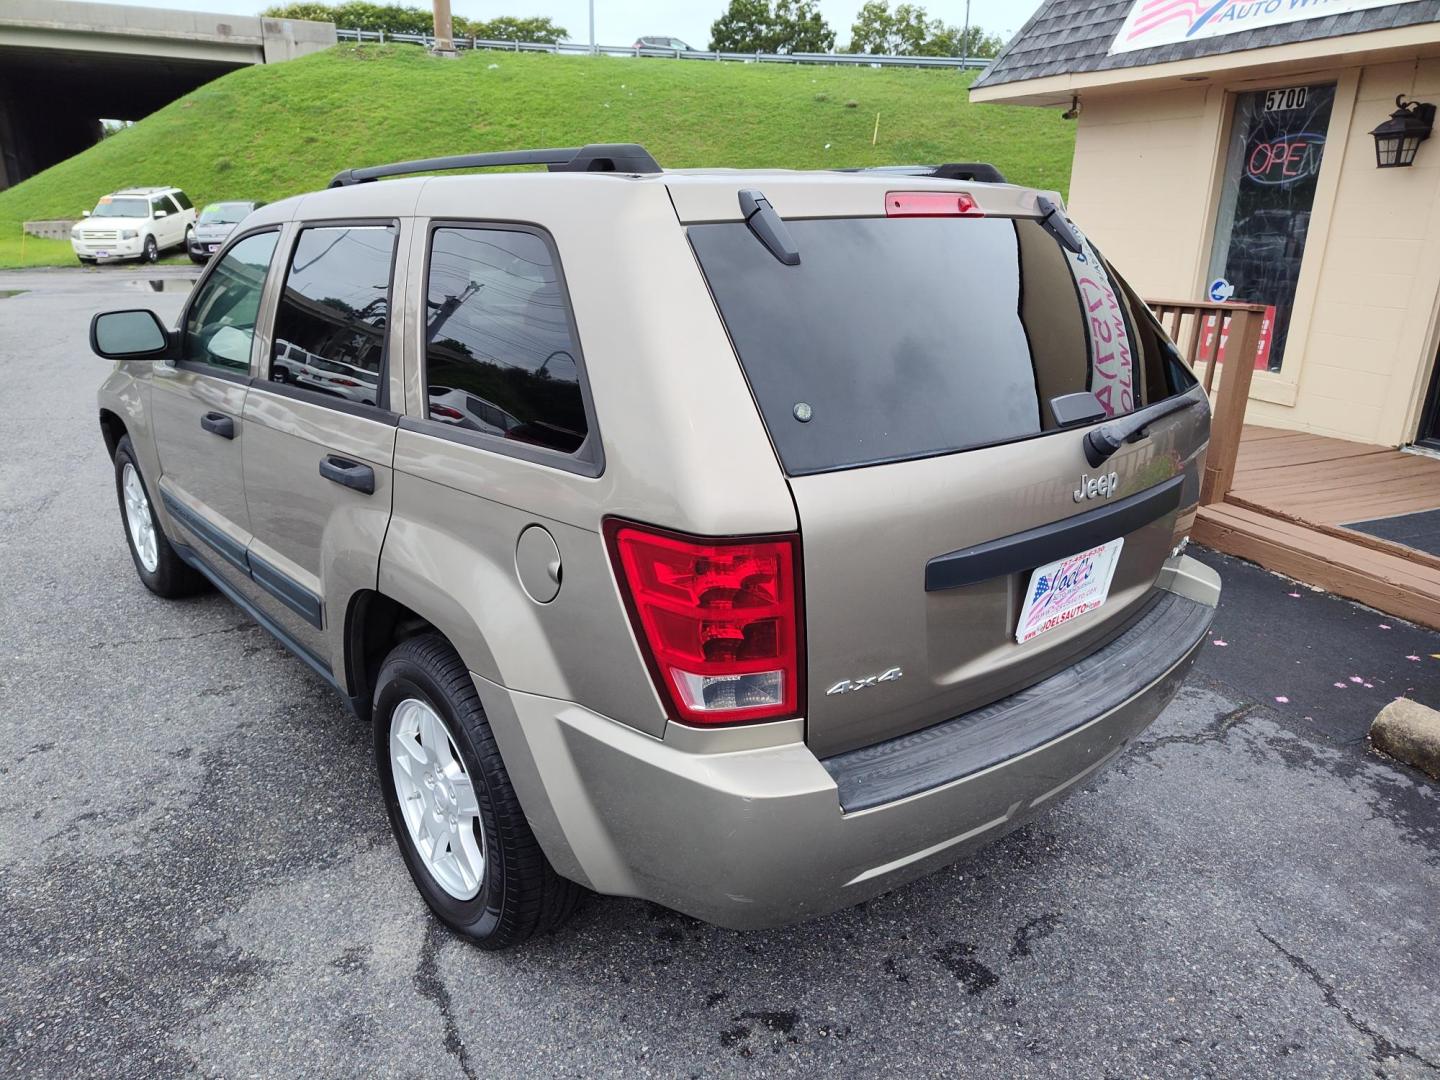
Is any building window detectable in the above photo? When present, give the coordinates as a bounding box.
[1206,84,1335,373]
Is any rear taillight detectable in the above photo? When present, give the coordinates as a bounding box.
[885,191,983,217]
[431,404,464,420]
[604,520,803,726]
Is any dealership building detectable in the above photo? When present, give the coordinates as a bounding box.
[973,0,1440,452]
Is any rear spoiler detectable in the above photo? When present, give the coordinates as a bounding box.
[840,162,1008,184]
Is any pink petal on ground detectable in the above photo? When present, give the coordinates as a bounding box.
[1407,655,1421,661]
[1363,683,1374,689]
[1275,696,1290,704]
[1288,592,1301,598]
[1212,639,1228,647]
[1378,624,1391,630]
[1349,676,1364,683]
[1333,682,1347,689]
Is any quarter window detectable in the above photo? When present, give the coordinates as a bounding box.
[270,225,397,410]
[181,231,279,374]
[172,190,194,211]
[423,227,588,456]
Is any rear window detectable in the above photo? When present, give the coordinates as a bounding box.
[689,216,1194,476]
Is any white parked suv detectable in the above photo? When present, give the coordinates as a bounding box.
[71,187,197,264]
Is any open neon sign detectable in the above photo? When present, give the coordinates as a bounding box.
[1246,133,1326,185]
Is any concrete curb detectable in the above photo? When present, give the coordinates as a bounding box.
[1370,698,1440,781]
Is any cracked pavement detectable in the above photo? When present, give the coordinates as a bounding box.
[2,268,1438,1077]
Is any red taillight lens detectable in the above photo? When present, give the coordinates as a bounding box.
[431,404,464,420]
[885,191,983,217]
[604,520,803,726]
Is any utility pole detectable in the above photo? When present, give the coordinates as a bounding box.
[588,0,596,55]
[961,0,971,69]
[432,0,456,56]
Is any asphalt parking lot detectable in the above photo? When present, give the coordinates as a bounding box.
[2,266,1438,1078]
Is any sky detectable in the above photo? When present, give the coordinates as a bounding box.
[94,0,1045,49]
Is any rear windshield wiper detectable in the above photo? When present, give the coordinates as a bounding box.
[1084,393,1206,467]
[738,189,800,266]
[1036,194,1083,254]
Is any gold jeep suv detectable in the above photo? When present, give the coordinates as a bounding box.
[92,144,1219,948]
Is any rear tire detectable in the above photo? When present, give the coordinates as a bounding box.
[374,633,582,949]
[112,436,206,598]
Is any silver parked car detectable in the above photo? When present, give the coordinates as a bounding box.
[90,144,1218,948]
[188,200,264,264]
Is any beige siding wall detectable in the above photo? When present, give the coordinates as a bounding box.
[1067,63,1440,447]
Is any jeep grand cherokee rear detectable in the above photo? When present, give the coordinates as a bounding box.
[506,177,1219,929]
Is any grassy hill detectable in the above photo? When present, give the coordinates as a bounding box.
[0,44,1074,267]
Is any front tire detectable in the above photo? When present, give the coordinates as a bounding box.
[113,436,206,598]
[142,235,158,263]
[374,633,582,949]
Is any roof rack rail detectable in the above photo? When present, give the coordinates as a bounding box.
[841,162,1008,184]
[328,143,662,188]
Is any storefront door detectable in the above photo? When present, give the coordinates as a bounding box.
[1207,84,1336,372]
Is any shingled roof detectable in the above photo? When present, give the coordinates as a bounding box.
[972,0,1440,89]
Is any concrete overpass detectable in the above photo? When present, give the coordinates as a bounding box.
[0,1,335,190]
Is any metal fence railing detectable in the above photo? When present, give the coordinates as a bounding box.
[333,29,990,70]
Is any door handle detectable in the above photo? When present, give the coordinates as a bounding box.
[201,411,235,439]
[319,455,375,495]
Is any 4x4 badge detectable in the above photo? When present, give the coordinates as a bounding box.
[826,667,903,696]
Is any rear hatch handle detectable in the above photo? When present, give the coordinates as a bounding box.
[1084,392,1206,467]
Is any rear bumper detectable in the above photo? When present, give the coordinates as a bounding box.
[481,554,1218,930]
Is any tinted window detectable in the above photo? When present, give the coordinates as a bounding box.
[172,190,194,210]
[270,225,397,409]
[182,231,279,373]
[150,197,167,217]
[689,216,1195,476]
[423,227,588,455]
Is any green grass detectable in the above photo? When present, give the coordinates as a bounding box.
[0,45,1074,267]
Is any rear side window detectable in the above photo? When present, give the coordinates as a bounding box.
[689,216,1195,475]
[270,224,397,410]
[172,190,193,210]
[422,226,588,456]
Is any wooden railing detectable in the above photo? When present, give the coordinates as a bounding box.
[1145,298,1268,506]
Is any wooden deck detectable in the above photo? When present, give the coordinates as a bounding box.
[1194,426,1440,629]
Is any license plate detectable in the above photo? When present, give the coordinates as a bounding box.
[96,250,110,258]
[1016,538,1124,644]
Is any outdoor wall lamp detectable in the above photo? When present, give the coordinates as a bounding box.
[1370,95,1435,168]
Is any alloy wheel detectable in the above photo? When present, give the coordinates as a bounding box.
[121,462,159,573]
[390,698,485,900]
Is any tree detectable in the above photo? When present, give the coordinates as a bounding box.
[261,3,567,44]
[845,1,1002,57]
[709,0,835,54]
[467,16,568,43]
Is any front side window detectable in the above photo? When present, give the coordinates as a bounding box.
[269,225,397,410]
[423,227,589,456]
[150,197,167,218]
[181,231,280,373]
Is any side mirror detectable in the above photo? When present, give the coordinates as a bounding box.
[81,209,91,218]
[90,309,173,360]
[154,210,168,219]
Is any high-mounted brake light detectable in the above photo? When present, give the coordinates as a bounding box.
[885,191,983,217]
[604,520,803,726]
